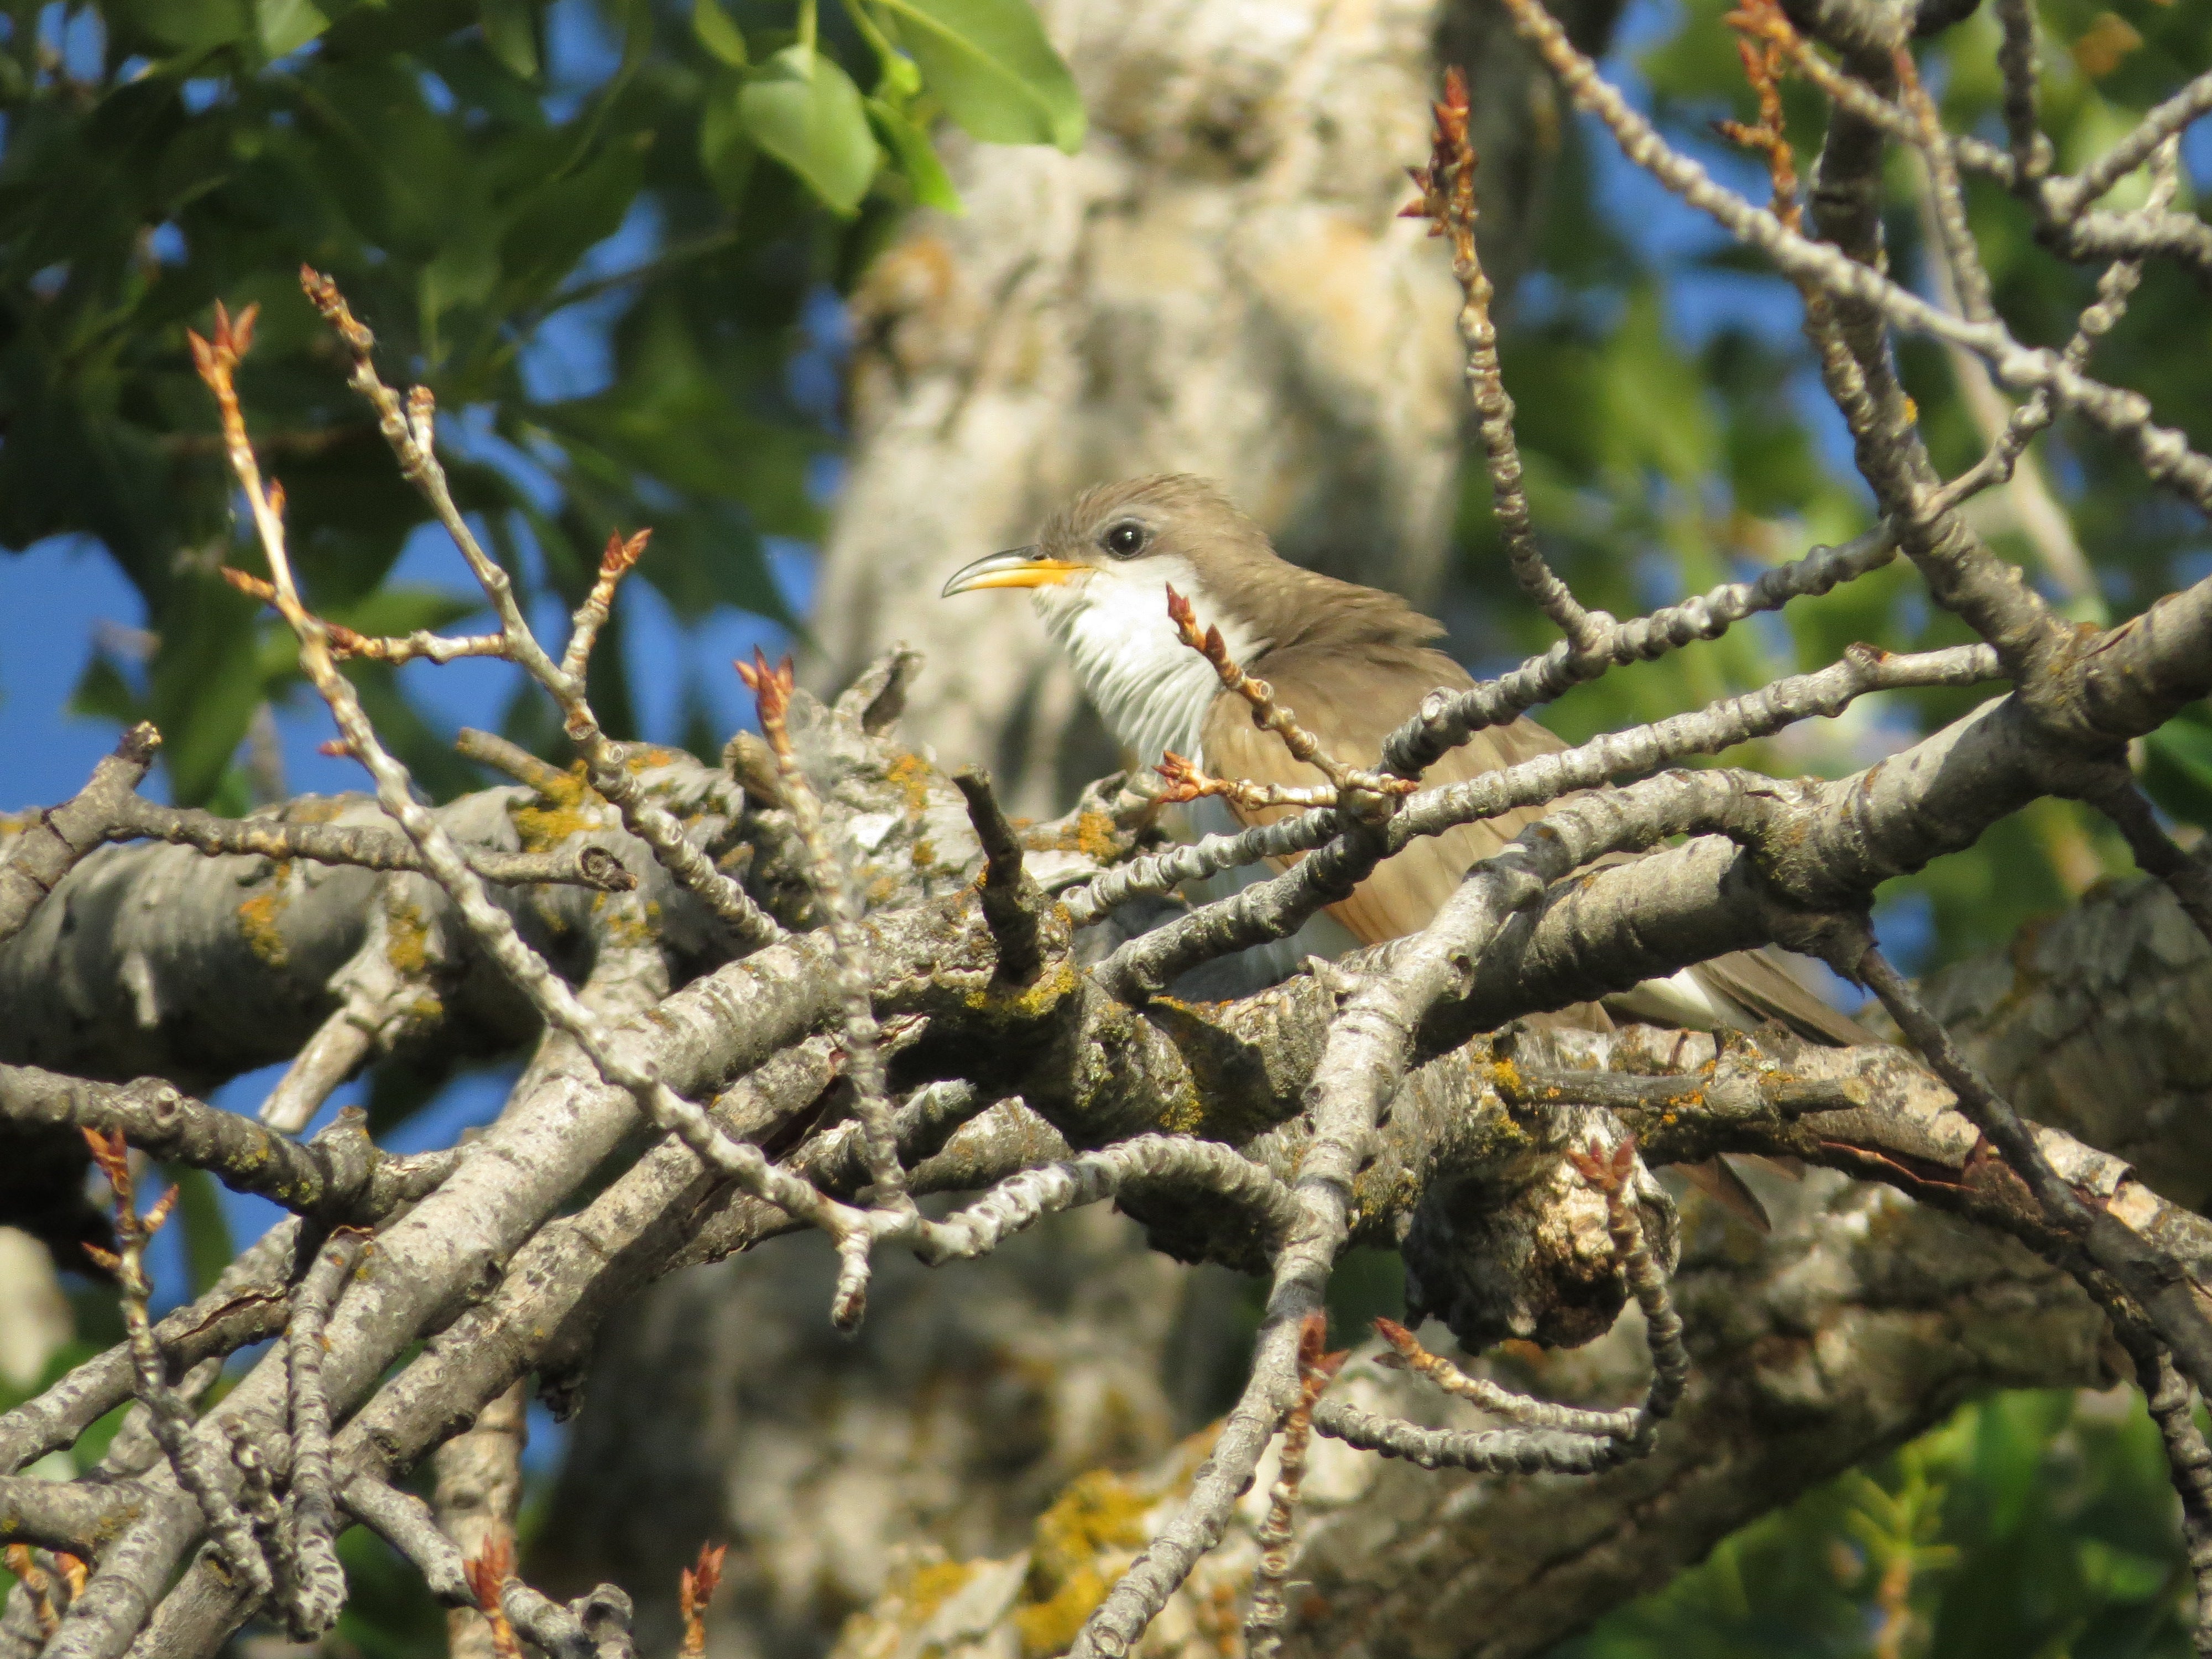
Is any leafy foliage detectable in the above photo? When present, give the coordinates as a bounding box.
[1457,0,2212,969]
[0,0,1077,808]
[1557,1390,2198,1657]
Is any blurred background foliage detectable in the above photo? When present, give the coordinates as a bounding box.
[1452,0,2212,974]
[0,0,1078,812]
[6,0,2212,1648]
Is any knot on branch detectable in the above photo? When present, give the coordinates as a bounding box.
[1404,1106,1676,1351]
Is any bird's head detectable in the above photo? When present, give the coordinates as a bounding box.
[939,473,1275,623]
[941,475,1280,765]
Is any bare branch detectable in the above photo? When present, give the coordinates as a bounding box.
[1404,69,1604,651]
[0,1069,457,1220]
[0,724,158,945]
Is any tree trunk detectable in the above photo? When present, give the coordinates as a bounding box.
[547,1,1621,1650]
[806,0,1621,816]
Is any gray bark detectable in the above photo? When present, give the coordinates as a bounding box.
[588,4,1622,1645]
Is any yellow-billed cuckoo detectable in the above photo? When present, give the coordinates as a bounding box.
[942,473,1866,1054]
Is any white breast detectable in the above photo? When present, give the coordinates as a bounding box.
[1035,564,1360,987]
[1033,559,1266,769]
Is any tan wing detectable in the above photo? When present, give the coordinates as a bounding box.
[1199,644,1567,946]
[1200,643,1877,1050]
[1690,948,1879,1046]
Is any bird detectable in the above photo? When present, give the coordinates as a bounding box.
[942,472,1867,1048]
[943,476,1874,1232]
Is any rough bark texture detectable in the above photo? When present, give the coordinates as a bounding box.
[435,1382,528,1659]
[586,7,1620,1647]
[10,4,2212,1653]
[827,1172,2114,1659]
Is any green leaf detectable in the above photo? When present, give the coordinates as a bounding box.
[479,0,540,78]
[2142,706,2212,827]
[866,97,963,212]
[118,0,251,54]
[164,1168,235,1297]
[257,0,330,58]
[497,138,649,304]
[325,586,485,639]
[738,45,880,215]
[877,0,1083,152]
[70,655,144,727]
[700,72,758,204]
[693,0,748,67]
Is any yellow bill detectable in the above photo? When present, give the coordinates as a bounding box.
[941,547,1086,596]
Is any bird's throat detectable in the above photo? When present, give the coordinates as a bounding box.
[1035,562,1266,771]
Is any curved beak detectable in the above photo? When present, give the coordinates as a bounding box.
[941,546,1085,597]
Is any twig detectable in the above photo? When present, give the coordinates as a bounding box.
[1895,48,1993,326]
[0,724,158,945]
[0,1223,299,1476]
[920,1135,1300,1262]
[951,768,1045,985]
[0,1070,457,1222]
[79,1125,272,1598]
[1152,753,1358,812]
[1378,524,1898,780]
[220,567,507,665]
[1309,1401,1632,1473]
[1164,587,1411,807]
[1563,1135,1689,1442]
[737,651,905,1286]
[1058,809,1340,929]
[1371,1318,1644,1437]
[1403,69,1604,651]
[2046,69,2212,221]
[1851,941,2212,1397]
[1095,639,1997,997]
[340,1475,608,1659]
[1944,138,2180,528]
[297,267,781,951]
[455,728,573,794]
[283,1230,364,1636]
[2125,1337,2212,1657]
[1992,0,2051,186]
[1243,1313,1346,1659]
[197,285,873,1351]
[2077,775,2212,946]
[260,891,452,1133]
[86,792,634,891]
[562,530,652,682]
[1495,0,2212,523]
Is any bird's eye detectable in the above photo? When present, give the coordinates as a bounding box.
[1102,521,1147,558]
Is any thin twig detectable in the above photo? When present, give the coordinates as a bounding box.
[283,1230,364,1636]
[735,653,905,1292]
[297,267,780,950]
[1405,68,1604,650]
[79,1125,272,1598]
[1164,587,1412,808]
[1243,1314,1346,1659]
